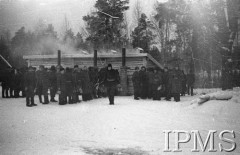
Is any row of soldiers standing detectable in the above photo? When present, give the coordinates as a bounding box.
[23,64,120,107]
[1,68,27,98]
[24,65,101,106]
[132,65,195,102]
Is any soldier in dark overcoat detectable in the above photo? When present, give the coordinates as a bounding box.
[147,67,154,99]
[103,64,120,105]
[24,66,37,107]
[80,66,92,101]
[162,67,171,100]
[169,66,182,102]
[57,68,67,105]
[72,65,81,103]
[181,70,187,96]
[152,67,162,100]
[1,68,11,98]
[12,69,21,98]
[36,65,50,104]
[132,66,140,100]
[48,66,58,102]
[89,66,98,99]
[187,70,195,96]
[65,67,73,104]
[139,66,148,99]
[97,65,107,97]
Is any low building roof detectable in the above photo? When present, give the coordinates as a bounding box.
[23,53,163,69]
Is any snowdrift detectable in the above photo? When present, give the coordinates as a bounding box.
[191,89,240,105]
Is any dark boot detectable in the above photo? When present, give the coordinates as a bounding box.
[43,95,49,104]
[26,97,32,107]
[38,95,42,103]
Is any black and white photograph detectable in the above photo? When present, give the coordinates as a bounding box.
[0,0,240,154]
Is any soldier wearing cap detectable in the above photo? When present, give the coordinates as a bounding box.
[139,66,148,99]
[72,65,81,103]
[169,64,182,102]
[36,65,50,104]
[132,66,140,100]
[24,66,37,107]
[152,67,162,100]
[57,67,67,105]
[49,66,58,102]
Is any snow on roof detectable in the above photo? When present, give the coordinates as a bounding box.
[23,53,164,69]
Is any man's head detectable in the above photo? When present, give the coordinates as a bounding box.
[107,64,112,71]
[141,66,146,71]
[60,68,65,74]
[28,66,34,72]
[39,65,44,71]
[135,66,139,71]
[83,66,88,71]
[164,67,168,72]
[153,67,158,73]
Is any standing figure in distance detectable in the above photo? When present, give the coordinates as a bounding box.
[104,64,120,105]
[132,66,140,100]
[24,66,37,107]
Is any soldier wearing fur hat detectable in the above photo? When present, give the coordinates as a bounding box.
[103,64,120,105]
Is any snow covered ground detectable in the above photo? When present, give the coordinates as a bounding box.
[0,89,240,155]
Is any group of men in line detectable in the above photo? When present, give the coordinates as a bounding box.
[2,64,120,107]
[132,65,195,102]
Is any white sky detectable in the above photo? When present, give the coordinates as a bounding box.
[0,0,168,36]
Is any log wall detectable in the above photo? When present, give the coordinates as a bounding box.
[26,55,160,95]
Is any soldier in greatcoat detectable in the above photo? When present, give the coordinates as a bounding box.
[152,67,162,100]
[132,66,140,100]
[65,67,73,104]
[147,67,154,99]
[103,64,120,105]
[169,65,182,102]
[139,66,148,99]
[36,65,50,104]
[80,66,92,101]
[72,65,81,103]
[24,66,37,107]
[187,69,195,96]
[57,68,67,105]
[48,66,58,102]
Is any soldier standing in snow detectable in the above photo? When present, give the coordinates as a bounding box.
[57,68,67,105]
[139,66,148,99]
[187,70,195,96]
[36,65,50,104]
[48,66,58,102]
[181,70,187,96]
[103,64,120,105]
[72,65,81,103]
[80,66,92,101]
[147,67,154,99]
[152,67,162,100]
[132,66,140,100]
[169,65,182,102]
[162,67,170,100]
[24,66,37,107]
[65,67,74,104]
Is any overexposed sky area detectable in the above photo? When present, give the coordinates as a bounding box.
[0,0,169,36]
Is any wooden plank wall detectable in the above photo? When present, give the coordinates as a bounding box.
[28,56,160,95]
